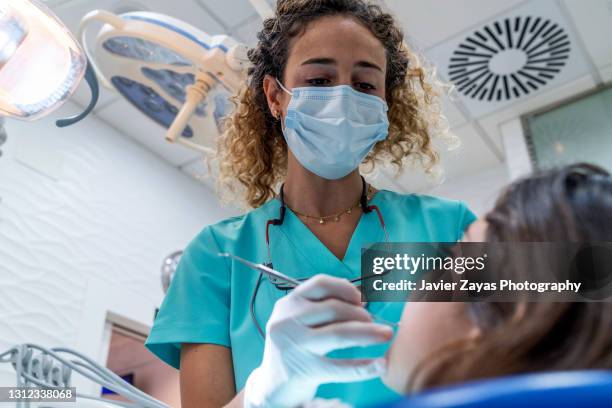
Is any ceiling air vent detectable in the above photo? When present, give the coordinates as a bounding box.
[449,16,571,102]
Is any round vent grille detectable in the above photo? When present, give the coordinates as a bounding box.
[449,16,571,102]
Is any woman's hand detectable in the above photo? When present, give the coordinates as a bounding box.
[243,274,393,408]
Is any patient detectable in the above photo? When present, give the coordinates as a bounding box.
[383,163,612,394]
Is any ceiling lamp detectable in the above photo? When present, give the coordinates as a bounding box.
[79,10,250,154]
[0,0,98,126]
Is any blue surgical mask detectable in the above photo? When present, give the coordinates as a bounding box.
[276,79,389,180]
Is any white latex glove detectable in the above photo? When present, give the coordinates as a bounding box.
[303,398,353,408]
[243,274,393,408]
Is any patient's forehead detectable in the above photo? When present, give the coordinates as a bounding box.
[464,219,488,242]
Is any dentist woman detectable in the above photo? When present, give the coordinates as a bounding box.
[146,1,476,407]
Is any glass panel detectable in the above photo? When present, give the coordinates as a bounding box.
[525,86,612,173]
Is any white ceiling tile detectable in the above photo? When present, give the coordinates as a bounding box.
[195,0,261,31]
[52,0,225,39]
[385,0,526,49]
[600,64,612,83]
[179,159,252,214]
[69,81,120,113]
[231,13,264,47]
[422,164,509,215]
[95,99,202,166]
[425,0,592,118]
[179,157,217,189]
[562,0,612,69]
[442,94,468,128]
[371,122,499,193]
[41,0,73,6]
[442,122,501,176]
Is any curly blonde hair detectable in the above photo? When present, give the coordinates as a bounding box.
[217,0,455,208]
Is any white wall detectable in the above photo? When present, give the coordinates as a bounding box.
[0,102,237,395]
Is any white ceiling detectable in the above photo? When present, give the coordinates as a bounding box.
[386,0,528,50]
[47,0,612,193]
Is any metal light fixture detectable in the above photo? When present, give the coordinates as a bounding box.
[0,0,98,127]
[80,10,249,154]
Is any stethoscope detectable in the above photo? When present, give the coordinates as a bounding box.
[250,175,391,338]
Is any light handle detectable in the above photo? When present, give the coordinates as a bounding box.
[55,60,100,127]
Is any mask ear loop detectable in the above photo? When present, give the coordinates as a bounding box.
[275,78,293,96]
[273,78,290,132]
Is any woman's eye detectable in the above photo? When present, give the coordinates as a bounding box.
[354,82,376,91]
[306,78,331,86]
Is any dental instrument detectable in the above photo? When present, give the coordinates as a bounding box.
[218,252,399,328]
[219,252,301,288]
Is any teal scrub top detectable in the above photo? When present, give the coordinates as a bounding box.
[145,190,476,407]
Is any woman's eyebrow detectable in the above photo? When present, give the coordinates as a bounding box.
[355,61,383,72]
[301,58,383,72]
[301,57,336,66]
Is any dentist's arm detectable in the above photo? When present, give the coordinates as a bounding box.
[180,343,240,408]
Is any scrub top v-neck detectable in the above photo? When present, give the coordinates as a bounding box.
[275,192,386,278]
[145,190,477,407]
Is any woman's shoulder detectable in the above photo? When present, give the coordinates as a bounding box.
[376,189,477,237]
[376,189,470,213]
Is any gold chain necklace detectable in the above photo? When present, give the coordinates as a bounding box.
[286,185,373,224]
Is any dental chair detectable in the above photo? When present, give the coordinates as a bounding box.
[383,370,612,408]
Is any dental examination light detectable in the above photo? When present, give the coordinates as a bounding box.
[0,0,99,127]
[79,10,250,154]
[0,344,169,408]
